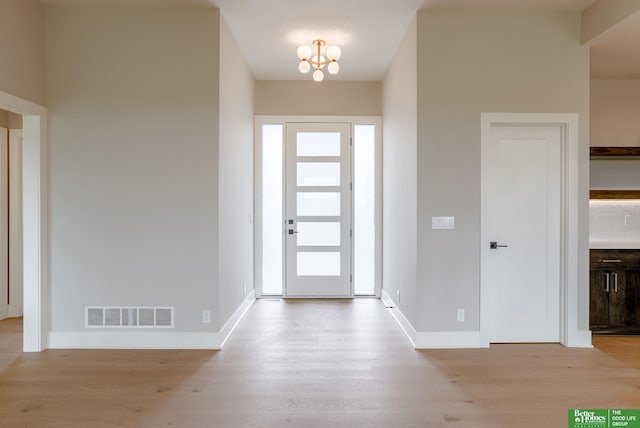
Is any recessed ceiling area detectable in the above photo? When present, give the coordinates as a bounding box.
[40,0,640,80]
[213,0,423,81]
[210,0,599,81]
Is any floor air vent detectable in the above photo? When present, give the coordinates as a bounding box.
[86,307,174,328]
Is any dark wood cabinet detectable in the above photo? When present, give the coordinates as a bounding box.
[590,250,640,334]
[620,270,640,327]
[589,270,610,329]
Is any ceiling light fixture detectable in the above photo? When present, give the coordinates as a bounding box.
[297,39,341,82]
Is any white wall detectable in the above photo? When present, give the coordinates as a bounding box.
[590,199,640,247]
[218,16,255,328]
[255,81,381,116]
[591,159,640,189]
[46,7,221,333]
[0,0,45,105]
[591,79,640,147]
[415,11,590,332]
[382,18,418,325]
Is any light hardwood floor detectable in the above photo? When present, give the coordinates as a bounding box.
[1,299,640,427]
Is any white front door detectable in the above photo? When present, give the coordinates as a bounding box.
[285,123,352,297]
[482,124,561,342]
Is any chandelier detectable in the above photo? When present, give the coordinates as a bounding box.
[297,39,341,82]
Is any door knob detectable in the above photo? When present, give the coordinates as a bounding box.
[490,241,508,249]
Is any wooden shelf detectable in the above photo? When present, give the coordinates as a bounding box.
[590,190,640,199]
[591,147,640,158]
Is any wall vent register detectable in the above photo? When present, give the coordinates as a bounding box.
[85,307,174,328]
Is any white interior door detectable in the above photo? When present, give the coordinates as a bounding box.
[285,123,352,297]
[482,124,561,342]
[0,128,8,320]
[9,129,22,318]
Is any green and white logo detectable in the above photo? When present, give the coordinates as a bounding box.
[571,409,607,427]
[569,409,640,428]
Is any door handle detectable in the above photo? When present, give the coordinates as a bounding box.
[604,272,610,293]
[613,272,618,293]
[288,229,299,235]
[490,241,508,250]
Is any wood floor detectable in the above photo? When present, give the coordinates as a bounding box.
[1,299,640,427]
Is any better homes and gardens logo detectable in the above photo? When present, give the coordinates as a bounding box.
[569,409,640,428]
[571,410,607,427]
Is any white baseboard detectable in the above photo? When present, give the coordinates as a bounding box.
[381,289,416,347]
[48,291,256,350]
[565,329,593,348]
[382,289,488,349]
[219,290,256,347]
[48,331,223,350]
[414,331,489,349]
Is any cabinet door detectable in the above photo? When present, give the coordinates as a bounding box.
[609,271,636,327]
[589,270,610,329]
[621,271,640,327]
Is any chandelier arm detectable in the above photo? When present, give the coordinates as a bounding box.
[316,40,322,69]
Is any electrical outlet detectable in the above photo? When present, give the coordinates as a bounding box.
[202,310,211,324]
[396,289,401,303]
[457,308,465,322]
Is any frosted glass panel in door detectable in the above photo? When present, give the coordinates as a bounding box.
[296,132,341,156]
[297,162,340,186]
[297,192,340,216]
[297,222,341,246]
[297,252,341,276]
[261,124,283,295]
[354,124,376,295]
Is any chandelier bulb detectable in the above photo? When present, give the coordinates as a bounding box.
[298,60,311,74]
[311,55,327,69]
[327,46,341,61]
[313,69,324,82]
[328,61,339,75]
[297,45,312,60]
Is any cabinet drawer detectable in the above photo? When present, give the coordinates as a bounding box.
[590,249,640,270]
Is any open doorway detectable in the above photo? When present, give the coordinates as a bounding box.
[0,111,24,324]
[0,90,47,352]
[254,116,382,299]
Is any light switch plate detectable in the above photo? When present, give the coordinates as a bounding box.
[432,216,455,230]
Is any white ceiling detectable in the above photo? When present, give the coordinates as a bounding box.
[40,0,640,80]
[209,0,598,81]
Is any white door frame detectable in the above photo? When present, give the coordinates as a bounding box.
[0,90,48,352]
[480,113,588,348]
[254,115,382,298]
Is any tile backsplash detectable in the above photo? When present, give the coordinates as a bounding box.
[590,200,640,245]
